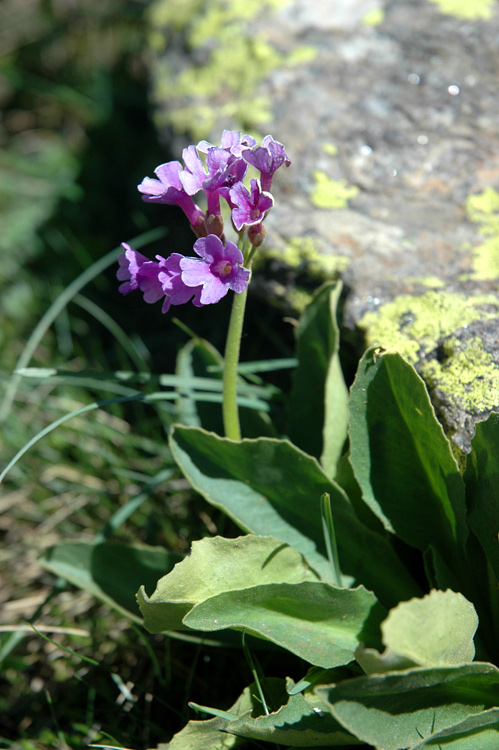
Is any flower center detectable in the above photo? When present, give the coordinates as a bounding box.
[213,259,233,277]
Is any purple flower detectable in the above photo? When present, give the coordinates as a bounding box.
[241,135,291,192]
[117,244,160,296]
[137,161,206,233]
[158,253,203,313]
[116,244,202,314]
[180,145,247,219]
[197,130,257,157]
[229,178,274,231]
[180,234,250,305]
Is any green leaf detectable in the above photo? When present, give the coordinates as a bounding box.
[357,590,477,674]
[169,425,422,605]
[184,580,384,668]
[319,662,499,750]
[348,350,468,579]
[411,708,499,748]
[138,535,383,668]
[321,283,350,477]
[138,535,318,632]
[165,683,254,750]
[39,540,181,622]
[466,413,499,580]
[226,690,361,746]
[288,281,348,467]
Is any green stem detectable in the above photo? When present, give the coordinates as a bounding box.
[222,278,250,440]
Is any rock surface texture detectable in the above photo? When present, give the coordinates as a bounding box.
[146,0,499,451]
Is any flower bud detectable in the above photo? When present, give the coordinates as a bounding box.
[205,213,225,238]
[248,223,266,248]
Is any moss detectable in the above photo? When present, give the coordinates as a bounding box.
[311,172,359,209]
[359,290,499,364]
[427,0,495,19]
[422,337,499,413]
[466,187,499,280]
[363,8,385,25]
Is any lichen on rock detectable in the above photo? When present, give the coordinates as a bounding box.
[359,291,499,450]
[466,188,499,281]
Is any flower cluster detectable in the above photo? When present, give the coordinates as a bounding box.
[117,131,290,313]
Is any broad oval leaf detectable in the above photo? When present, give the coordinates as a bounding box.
[169,425,422,606]
[183,581,384,668]
[137,534,317,632]
[381,589,477,667]
[348,350,469,588]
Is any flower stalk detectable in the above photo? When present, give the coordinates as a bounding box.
[222,266,251,440]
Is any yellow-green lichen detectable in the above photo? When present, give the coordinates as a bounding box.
[422,337,499,413]
[427,0,495,19]
[322,142,338,156]
[311,172,359,209]
[363,8,385,25]
[188,0,290,47]
[409,276,446,289]
[359,290,499,365]
[147,0,314,139]
[172,38,282,98]
[466,187,499,280]
[261,236,350,277]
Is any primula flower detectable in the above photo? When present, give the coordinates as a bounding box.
[117,244,159,296]
[180,145,247,220]
[242,135,291,192]
[137,161,206,234]
[117,244,202,313]
[197,130,257,158]
[180,234,250,305]
[157,253,203,312]
[229,178,274,231]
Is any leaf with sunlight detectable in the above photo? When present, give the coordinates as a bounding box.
[356,589,478,675]
[169,425,422,606]
[138,535,318,631]
[348,349,470,591]
[138,534,385,668]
